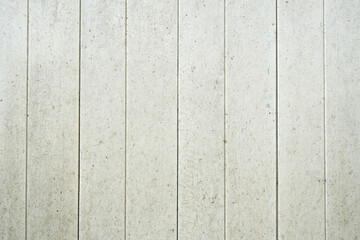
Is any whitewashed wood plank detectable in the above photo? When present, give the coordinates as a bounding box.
[126,0,177,239]
[27,0,79,239]
[326,1,360,239]
[0,1,27,239]
[226,0,276,239]
[79,0,126,239]
[178,0,224,239]
[278,1,325,239]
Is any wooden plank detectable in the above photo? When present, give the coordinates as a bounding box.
[126,0,177,239]
[225,0,276,239]
[178,0,224,238]
[27,0,79,238]
[326,1,360,239]
[278,1,325,239]
[0,1,27,239]
[79,0,126,239]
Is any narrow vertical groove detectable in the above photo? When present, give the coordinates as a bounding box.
[124,0,128,238]
[323,0,327,239]
[275,0,279,239]
[77,0,82,239]
[176,0,179,239]
[25,0,29,239]
[223,0,227,239]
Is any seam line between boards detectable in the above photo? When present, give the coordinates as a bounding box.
[223,0,227,239]
[77,0,82,239]
[124,0,128,239]
[323,0,327,239]
[25,0,30,239]
[275,0,279,239]
[176,0,180,238]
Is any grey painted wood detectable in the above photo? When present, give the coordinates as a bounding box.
[126,0,177,239]
[0,1,27,239]
[278,1,325,239]
[80,0,126,239]
[1,1,360,239]
[226,0,276,239]
[326,1,360,239]
[27,0,79,238]
[178,0,225,239]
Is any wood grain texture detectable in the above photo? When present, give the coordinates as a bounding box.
[126,0,177,239]
[80,0,126,239]
[326,1,360,239]
[0,1,27,239]
[27,0,79,239]
[178,0,224,239]
[226,0,276,239]
[278,1,325,239]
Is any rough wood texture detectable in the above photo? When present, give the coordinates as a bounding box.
[80,0,126,239]
[126,0,177,239]
[178,0,225,239]
[226,0,276,239]
[27,0,79,238]
[326,1,360,239]
[0,1,27,239]
[278,1,325,239]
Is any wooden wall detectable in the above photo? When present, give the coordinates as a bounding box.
[1,0,359,239]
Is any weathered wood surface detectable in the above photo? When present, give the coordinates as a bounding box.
[226,0,276,239]
[278,1,325,239]
[0,1,359,239]
[27,0,79,238]
[80,0,126,239]
[0,1,27,238]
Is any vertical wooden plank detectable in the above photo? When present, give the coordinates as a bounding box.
[226,0,276,239]
[278,0,325,239]
[27,0,79,239]
[126,0,177,239]
[178,0,224,239]
[326,1,360,239]
[79,0,126,239]
[0,1,27,239]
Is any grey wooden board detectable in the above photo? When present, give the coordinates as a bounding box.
[0,1,27,239]
[178,0,225,239]
[79,0,126,239]
[27,0,79,238]
[278,0,325,239]
[326,1,360,239]
[126,0,178,239]
[226,0,276,239]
